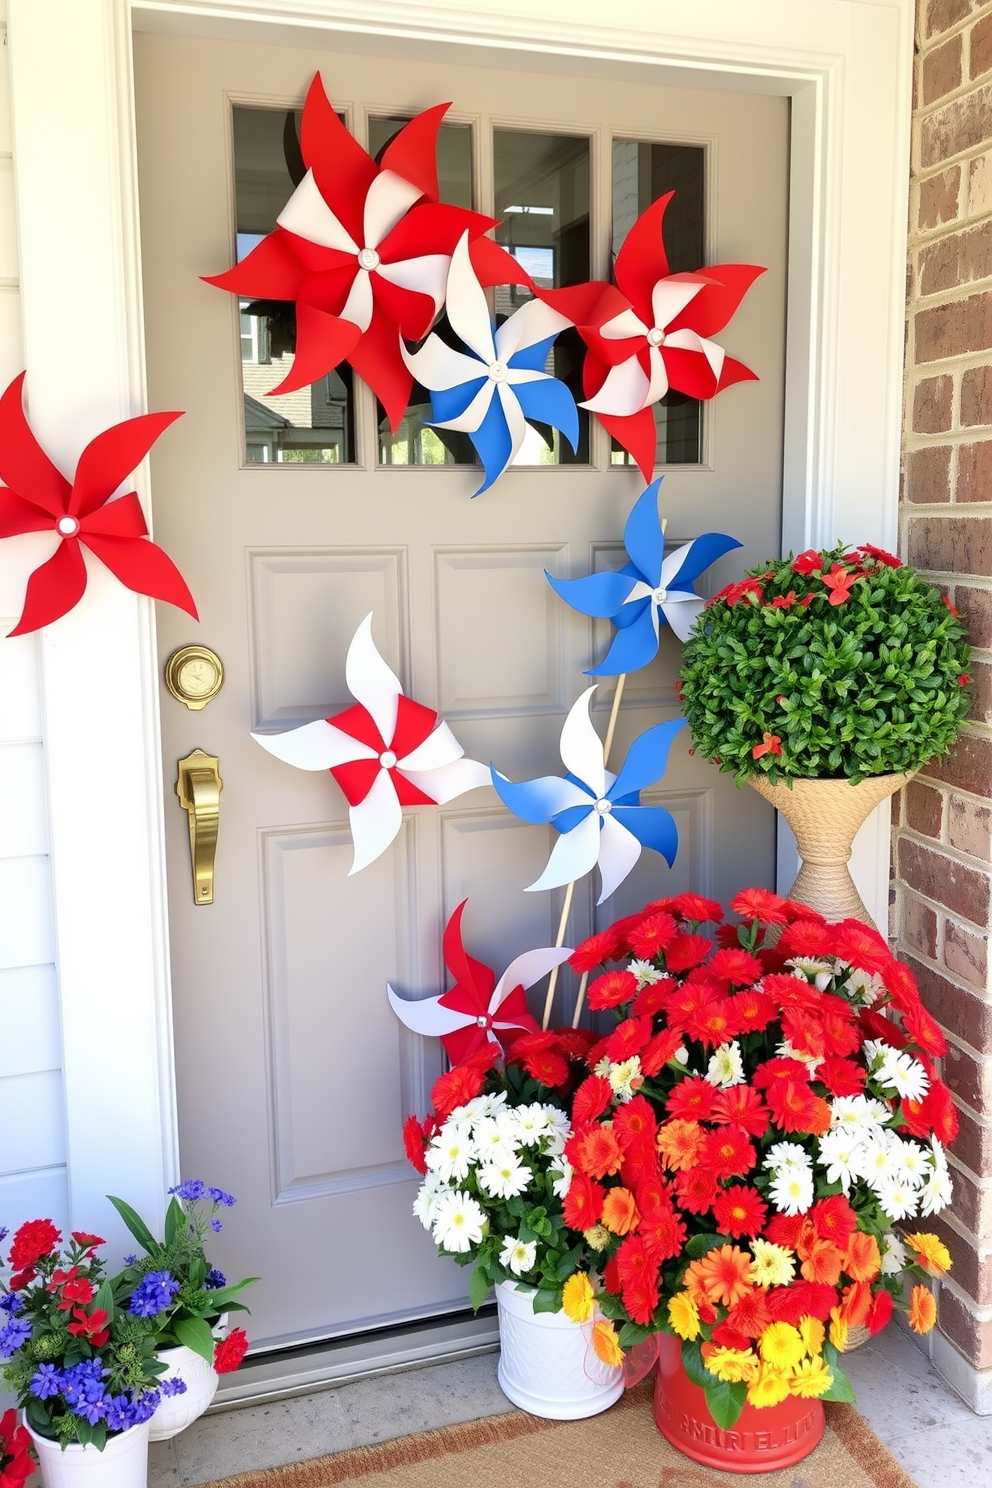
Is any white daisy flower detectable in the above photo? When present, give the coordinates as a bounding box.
[499,1236,537,1276]
[459,1091,508,1121]
[787,958,834,991]
[543,1105,570,1141]
[674,1046,689,1066]
[608,1056,643,1102]
[874,1173,919,1222]
[890,1138,929,1186]
[776,1040,822,1076]
[879,1231,908,1275]
[477,1154,532,1200]
[431,1190,486,1253]
[511,1103,553,1145]
[816,1128,861,1193]
[841,966,884,1006]
[873,1049,930,1104]
[472,1116,518,1163]
[852,1130,901,1186]
[549,1160,573,1200]
[829,1095,890,1133]
[594,1056,612,1079]
[628,958,664,987]
[767,1167,815,1216]
[425,1120,476,1183]
[705,1041,745,1088]
[917,1164,953,1217]
[412,1173,448,1230]
[930,1135,950,1174]
[764,1141,813,1174]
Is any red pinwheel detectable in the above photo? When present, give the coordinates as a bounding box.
[204,75,501,430]
[545,193,764,482]
[387,900,570,1066]
[0,374,197,636]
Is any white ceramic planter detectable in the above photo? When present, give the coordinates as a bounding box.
[26,1420,150,1488]
[148,1345,219,1441]
[494,1280,624,1420]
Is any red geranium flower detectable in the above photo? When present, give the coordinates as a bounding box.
[214,1328,249,1375]
[729,887,790,925]
[792,550,824,575]
[8,1218,61,1272]
[7,1270,36,1292]
[586,969,638,1011]
[66,1307,110,1347]
[0,1409,33,1488]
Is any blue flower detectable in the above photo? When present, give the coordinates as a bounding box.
[0,1317,31,1358]
[205,1269,226,1290]
[0,1226,7,1242]
[73,1396,108,1426]
[128,1270,181,1317]
[546,479,742,675]
[129,1390,161,1425]
[123,1254,137,1267]
[104,1395,136,1433]
[0,1292,24,1315]
[60,1361,107,1409]
[207,1188,236,1208]
[30,1364,64,1400]
[168,1179,206,1202]
[160,1378,188,1398]
[209,1219,223,1233]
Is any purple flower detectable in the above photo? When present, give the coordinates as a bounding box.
[128,1270,181,1318]
[129,1390,161,1424]
[0,1293,24,1315]
[168,1179,206,1202]
[30,1364,64,1399]
[73,1397,108,1426]
[207,1188,236,1208]
[60,1360,107,1409]
[160,1378,188,1398]
[0,1317,31,1358]
[205,1269,226,1290]
[123,1254,137,1267]
[0,1226,8,1242]
[209,1219,223,1233]
[104,1395,136,1433]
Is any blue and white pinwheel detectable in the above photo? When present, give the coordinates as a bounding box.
[547,478,742,675]
[401,231,579,495]
[491,688,686,904]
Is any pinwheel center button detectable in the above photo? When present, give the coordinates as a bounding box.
[358,247,380,271]
[653,587,668,604]
[487,361,508,383]
[595,798,613,815]
[57,516,81,537]
[647,327,666,346]
[379,750,397,768]
[476,1014,492,1029]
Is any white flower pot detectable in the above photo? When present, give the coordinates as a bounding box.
[26,1420,150,1488]
[494,1280,624,1420]
[148,1346,220,1441]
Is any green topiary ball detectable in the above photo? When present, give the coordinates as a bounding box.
[679,543,972,785]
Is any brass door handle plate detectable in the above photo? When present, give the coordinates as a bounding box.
[176,750,223,905]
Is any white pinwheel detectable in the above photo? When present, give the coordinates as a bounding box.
[252,614,489,874]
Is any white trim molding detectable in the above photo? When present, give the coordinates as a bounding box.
[5,0,913,1241]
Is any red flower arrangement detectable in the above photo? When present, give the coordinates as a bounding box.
[213,1328,249,1375]
[0,1410,33,1488]
[558,889,956,1427]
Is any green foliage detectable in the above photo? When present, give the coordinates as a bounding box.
[680,545,971,784]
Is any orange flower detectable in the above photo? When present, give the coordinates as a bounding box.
[656,1118,706,1173]
[685,1245,755,1309]
[591,1319,624,1369]
[798,1236,845,1287]
[908,1285,937,1334]
[904,1233,951,1276]
[838,1281,874,1329]
[602,1187,640,1236]
[752,732,782,760]
[843,1232,881,1283]
[572,1125,624,1179]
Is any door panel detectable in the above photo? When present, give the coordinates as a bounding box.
[135,30,787,1349]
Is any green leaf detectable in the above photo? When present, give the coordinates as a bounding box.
[685,1233,725,1259]
[106,1195,161,1257]
[681,1339,711,1390]
[164,1197,185,1248]
[821,1343,857,1402]
[532,1288,561,1315]
[704,1378,748,1431]
[468,1265,492,1313]
[24,1398,53,1436]
[192,1278,258,1311]
[174,1315,216,1364]
[93,1278,115,1322]
[74,1419,95,1448]
[617,1321,653,1348]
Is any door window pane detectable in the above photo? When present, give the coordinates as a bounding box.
[372,119,477,466]
[610,140,704,468]
[233,106,356,465]
[493,129,591,466]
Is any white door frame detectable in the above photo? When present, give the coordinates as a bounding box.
[5,0,914,1241]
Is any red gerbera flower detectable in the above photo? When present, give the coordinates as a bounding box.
[632,1167,673,1213]
[8,1219,61,1272]
[766,1282,837,1324]
[731,987,778,1034]
[775,919,833,958]
[666,1075,718,1122]
[639,1204,688,1264]
[702,1125,757,1180]
[586,969,638,1011]
[569,1124,624,1179]
[627,912,679,960]
[639,1027,685,1077]
[760,973,822,1012]
[562,1170,606,1230]
[615,1234,659,1292]
[664,933,713,972]
[867,1288,894,1335]
[725,1286,774,1339]
[765,1079,832,1136]
[430,1044,499,1119]
[569,927,626,973]
[402,1114,430,1175]
[607,1016,652,1063]
[901,1000,948,1058]
[831,920,892,976]
[710,1323,754,1351]
[632,976,678,1017]
[816,1055,866,1097]
[214,1328,250,1375]
[859,1008,908,1050]
[708,947,764,985]
[613,1095,658,1151]
[729,887,790,925]
[711,1084,771,1138]
[810,1195,858,1244]
[764,1213,805,1249]
[669,893,723,924]
[713,1184,768,1238]
[752,1056,813,1090]
[506,1031,570,1089]
[674,1166,719,1214]
[687,996,740,1049]
[572,1075,614,1127]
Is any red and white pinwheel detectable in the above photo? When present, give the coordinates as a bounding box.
[252,614,489,874]
[546,194,764,482]
[204,76,502,430]
[0,373,197,636]
[387,900,568,1065]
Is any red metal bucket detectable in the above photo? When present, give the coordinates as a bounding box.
[653,1335,825,1474]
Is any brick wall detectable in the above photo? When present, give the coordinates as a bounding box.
[896,0,992,1410]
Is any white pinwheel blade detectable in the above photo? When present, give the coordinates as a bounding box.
[401,336,486,392]
[277,170,359,253]
[651,276,705,332]
[559,688,606,800]
[665,327,726,382]
[378,254,450,316]
[644,344,670,405]
[387,984,470,1038]
[661,593,704,642]
[527,809,601,893]
[580,356,651,416]
[348,767,402,875]
[432,378,495,435]
[596,813,643,904]
[363,170,425,250]
[599,308,649,341]
[399,720,463,772]
[338,269,374,333]
[490,947,573,1011]
[444,232,496,363]
[659,540,696,589]
[252,719,376,770]
[346,614,401,745]
[404,756,491,804]
[495,298,572,362]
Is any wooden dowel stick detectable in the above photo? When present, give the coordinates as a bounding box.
[571,969,590,1028]
[542,879,575,1030]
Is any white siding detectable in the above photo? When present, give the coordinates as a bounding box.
[0,0,69,1243]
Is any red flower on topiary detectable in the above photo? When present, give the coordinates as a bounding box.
[214,1328,249,1374]
[8,1218,61,1272]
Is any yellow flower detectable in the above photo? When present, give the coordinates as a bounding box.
[591,1319,624,1369]
[904,1232,952,1276]
[789,1357,834,1398]
[747,1238,796,1288]
[583,1224,611,1252]
[702,1345,759,1384]
[667,1291,700,1341]
[798,1315,825,1358]
[746,1364,791,1408]
[561,1271,595,1323]
[758,1321,805,1371]
[828,1307,849,1353]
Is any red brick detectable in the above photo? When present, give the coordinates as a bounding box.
[903,894,940,957]
[905,954,992,1050]
[952,1101,992,1178]
[926,1213,992,1304]
[946,1162,992,1236]
[938,1287,992,1369]
[906,780,945,837]
[923,33,964,104]
[919,221,992,296]
[919,166,961,229]
[913,375,954,434]
[965,658,992,723]
[961,366,992,427]
[945,1040,992,1109]
[971,12,992,78]
[915,291,992,362]
[898,839,991,923]
[948,793,992,858]
[908,515,992,573]
[921,83,992,168]
[945,919,990,988]
[957,440,992,501]
[955,583,992,645]
[904,445,952,503]
[925,0,973,39]
[922,730,992,795]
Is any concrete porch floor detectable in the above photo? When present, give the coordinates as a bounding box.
[148,1323,992,1488]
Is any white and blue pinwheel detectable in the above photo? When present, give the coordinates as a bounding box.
[401,231,579,495]
[491,688,686,904]
[547,478,742,675]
